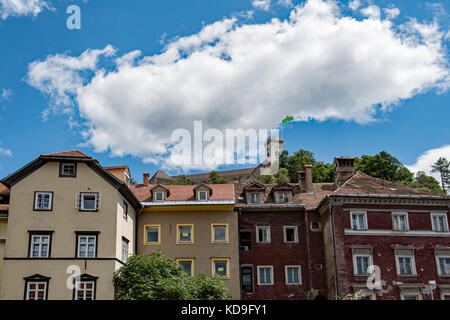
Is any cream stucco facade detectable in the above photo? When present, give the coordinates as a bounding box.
[0,160,137,300]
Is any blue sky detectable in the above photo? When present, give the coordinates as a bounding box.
[0,0,449,182]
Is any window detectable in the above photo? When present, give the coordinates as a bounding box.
[76,233,98,258]
[392,212,409,231]
[29,232,52,258]
[154,191,165,202]
[278,193,289,203]
[25,281,48,300]
[123,201,128,220]
[256,226,270,243]
[121,237,129,262]
[241,266,253,293]
[436,249,450,276]
[249,193,261,204]
[212,258,230,279]
[74,275,97,300]
[77,193,100,211]
[177,224,194,244]
[285,266,301,285]
[60,162,76,177]
[351,211,367,230]
[176,258,194,277]
[197,190,208,201]
[211,224,229,243]
[144,225,161,245]
[395,249,416,276]
[431,213,448,232]
[239,231,252,250]
[352,248,373,275]
[257,266,273,285]
[353,288,376,300]
[34,192,53,211]
[283,226,298,243]
[400,288,422,300]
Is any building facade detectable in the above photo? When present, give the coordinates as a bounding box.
[0,151,141,300]
[132,180,241,299]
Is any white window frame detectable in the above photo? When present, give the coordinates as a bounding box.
[121,238,129,262]
[249,193,261,204]
[400,289,422,300]
[283,226,298,243]
[353,288,376,300]
[431,213,449,232]
[278,193,289,203]
[74,280,95,300]
[395,251,417,276]
[436,255,450,276]
[350,211,367,231]
[392,212,409,231]
[154,191,165,202]
[257,266,274,285]
[353,254,373,275]
[77,234,97,258]
[256,226,271,243]
[25,281,47,300]
[285,265,302,285]
[34,192,53,210]
[79,193,99,211]
[60,163,76,177]
[29,234,51,258]
[197,190,208,201]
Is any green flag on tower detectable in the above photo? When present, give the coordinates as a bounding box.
[282,114,294,124]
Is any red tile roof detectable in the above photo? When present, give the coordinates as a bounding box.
[41,150,91,158]
[0,183,9,195]
[172,167,257,181]
[130,183,235,202]
[104,165,129,170]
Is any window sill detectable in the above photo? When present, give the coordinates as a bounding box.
[396,274,418,278]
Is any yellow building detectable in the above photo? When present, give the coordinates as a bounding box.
[132,180,241,299]
[0,151,141,300]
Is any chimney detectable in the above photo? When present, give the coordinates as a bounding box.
[143,173,150,186]
[297,171,306,191]
[334,157,355,187]
[304,164,313,193]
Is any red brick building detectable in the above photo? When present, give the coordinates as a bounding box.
[236,158,450,300]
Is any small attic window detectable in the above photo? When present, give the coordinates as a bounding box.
[389,188,398,191]
[154,191,165,202]
[197,190,208,201]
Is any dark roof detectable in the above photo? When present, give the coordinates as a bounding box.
[130,183,235,202]
[104,165,129,170]
[150,170,173,181]
[172,167,257,181]
[332,171,448,198]
[0,151,141,210]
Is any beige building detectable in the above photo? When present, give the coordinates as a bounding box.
[132,180,240,299]
[0,151,141,300]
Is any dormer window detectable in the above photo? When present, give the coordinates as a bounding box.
[278,193,289,203]
[60,163,76,177]
[154,191,165,202]
[249,193,261,204]
[197,190,208,201]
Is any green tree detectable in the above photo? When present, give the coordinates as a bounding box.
[263,174,276,184]
[209,171,231,184]
[312,162,336,183]
[413,171,445,194]
[431,157,450,193]
[275,167,290,183]
[129,177,137,185]
[355,151,406,182]
[113,251,228,300]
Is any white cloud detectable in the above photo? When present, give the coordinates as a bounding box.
[26,0,449,170]
[384,7,400,20]
[406,145,450,181]
[0,88,12,101]
[348,0,361,11]
[252,0,271,11]
[0,147,12,157]
[278,0,293,8]
[0,0,50,19]
[360,5,381,20]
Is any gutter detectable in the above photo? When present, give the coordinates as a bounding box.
[329,201,339,299]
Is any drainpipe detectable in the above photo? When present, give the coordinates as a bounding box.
[329,201,339,299]
[135,206,144,256]
[237,207,242,300]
